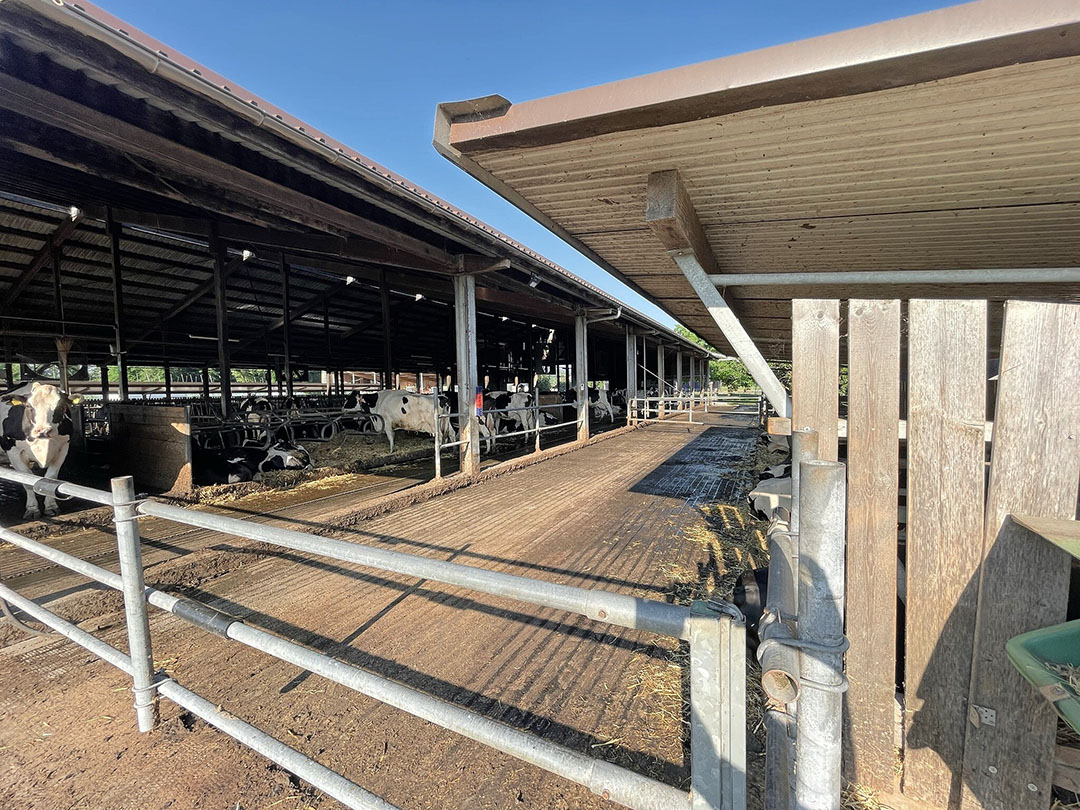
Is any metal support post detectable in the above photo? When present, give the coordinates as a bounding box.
[111,475,158,732]
[657,344,666,417]
[431,391,442,480]
[689,599,747,810]
[625,327,637,400]
[794,460,847,810]
[453,274,480,475]
[574,313,588,443]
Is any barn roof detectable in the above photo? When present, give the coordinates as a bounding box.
[434,0,1080,358]
[0,0,709,371]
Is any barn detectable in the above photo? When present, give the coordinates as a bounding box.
[0,2,1077,810]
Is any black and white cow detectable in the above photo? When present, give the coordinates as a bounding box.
[560,387,616,422]
[193,440,311,485]
[345,390,455,453]
[0,382,81,518]
[483,390,536,434]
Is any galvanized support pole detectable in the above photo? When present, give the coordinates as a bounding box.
[280,257,294,399]
[689,600,747,810]
[111,475,158,732]
[676,351,684,400]
[795,460,847,810]
[689,356,698,408]
[625,326,637,401]
[453,275,480,476]
[431,392,442,480]
[574,313,588,443]
[790,428,820,538]
[106,210,129,402]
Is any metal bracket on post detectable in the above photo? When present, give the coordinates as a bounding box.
[111,475,158,732]
[689,598,747,810]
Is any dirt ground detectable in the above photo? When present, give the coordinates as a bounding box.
[0,413,779,810]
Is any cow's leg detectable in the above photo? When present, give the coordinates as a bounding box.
[383,421,396,453]
[9,452,41,520]
[41,442,70,516]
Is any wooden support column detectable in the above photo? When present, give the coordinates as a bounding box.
[453,275,479,476]
[792,299,840,460]
[266,365,273,398]
[646,169,789,417]
[100,364,110,401]
[574,313,589,442]
[201,365,210,402]
[4,363,13,388]
[106,210,129,401]
[844,300,901,790]
[212,236,232,418]
[280,256,294,398]
[380,270,393,389]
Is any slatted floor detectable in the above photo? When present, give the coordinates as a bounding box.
[0,413,765,810]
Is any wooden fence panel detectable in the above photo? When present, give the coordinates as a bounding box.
[903,300,987,808]
[844,300,901,789]
[791,299,839,461]
[960,301,1080,810]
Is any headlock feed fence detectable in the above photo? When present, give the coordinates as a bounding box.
[0,465,748,810]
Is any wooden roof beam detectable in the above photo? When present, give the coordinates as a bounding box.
[3,205,83,308]
[132,254,251,343]
[646,168,790,417]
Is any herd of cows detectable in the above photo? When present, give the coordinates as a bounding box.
[0,379,772,525]
[196,385,625,485]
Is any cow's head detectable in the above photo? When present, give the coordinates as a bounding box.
[3,382,80,442]
[343,391,378,414]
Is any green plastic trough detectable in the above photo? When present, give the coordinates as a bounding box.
[1006,620,1080,735]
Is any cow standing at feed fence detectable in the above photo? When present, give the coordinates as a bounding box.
[560,387,616,423]
[344,390,456,453]
[484,390,537,434]
[0,381,81,518]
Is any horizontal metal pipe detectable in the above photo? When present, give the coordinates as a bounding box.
[0,467,115,506]
[135,499,692,640]
[0,584,397,810]
[708,267,1080,287]
[227,624,690,810]
[0,528,684,809]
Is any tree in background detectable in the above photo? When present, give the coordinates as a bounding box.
[675,325,780,391]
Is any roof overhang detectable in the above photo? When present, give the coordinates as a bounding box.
[435,0,1080,358]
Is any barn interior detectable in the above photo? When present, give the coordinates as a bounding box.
[0,0,711,494]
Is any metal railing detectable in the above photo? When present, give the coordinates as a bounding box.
[627,392,761,425]
[0,466,747,810]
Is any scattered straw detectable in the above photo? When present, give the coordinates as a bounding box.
[1048,662,1080,694]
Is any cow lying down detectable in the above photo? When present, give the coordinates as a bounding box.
[193,440,311,485]
[1,381,82,519]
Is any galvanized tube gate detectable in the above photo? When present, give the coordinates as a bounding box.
[0,467,748,810]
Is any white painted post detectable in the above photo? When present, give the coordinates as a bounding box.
[574,313,588,443]
[453,275,480,476]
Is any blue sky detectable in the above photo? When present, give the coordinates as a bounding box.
[100,0,959,327]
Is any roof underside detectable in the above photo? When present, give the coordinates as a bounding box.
[438,0,1080,359]
[0,0,706,373]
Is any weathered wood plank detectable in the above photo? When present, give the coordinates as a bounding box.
[791,299,839,460]
[844,299,901,789]
[960,300,1080,810]
[903,299,987,808]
